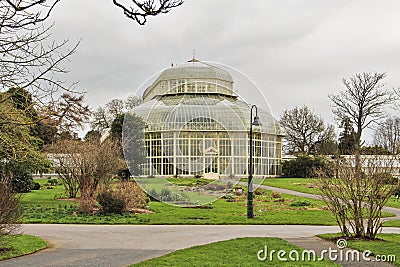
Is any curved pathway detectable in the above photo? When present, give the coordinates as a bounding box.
[2,224,400,267]
[236,181,400,221]
[2,183,400,267]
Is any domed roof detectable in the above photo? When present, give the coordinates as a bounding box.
[142,60,235,101]
[155,61,234,82]
[128,94,281,135]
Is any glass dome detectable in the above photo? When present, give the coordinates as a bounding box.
[124,61,283,178]
[143,61,236,101]
[134,94,279,134]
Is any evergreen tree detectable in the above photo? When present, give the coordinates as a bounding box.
[338,118,357,155]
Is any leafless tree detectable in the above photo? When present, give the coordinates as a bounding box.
[125,95,142,110]
[91,95,142,133]
[374,117,400,154]
[1,0,184,29]
[91,107,113,133]
[329,72,396,162]
[318,156,398,239]
[106,99,125,117]
[322,72,398,240]
[0,0,61,29]
[50,138,124,198]
[112,0,184,25]
[280,105,336,155]
[1,23,79,99]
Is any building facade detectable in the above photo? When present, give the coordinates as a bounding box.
[128,60,283,178]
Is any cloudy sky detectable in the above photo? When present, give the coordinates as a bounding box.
[47,0,400,141]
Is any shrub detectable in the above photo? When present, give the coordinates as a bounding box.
[97,191,126,214]
[271,191,281,198]
[0,178,21,235]
[77,196,97,214]
[47,178,58,186]
[384,176,398,185]
[203,183,226,191]
[0,161,34,193]
[31,182,41,190]
[115,181,148,209]
[290,200,311,207]
[234,188,244,196]
[282,155,334,178]
[254,188,268,195]
[149,188,188,202]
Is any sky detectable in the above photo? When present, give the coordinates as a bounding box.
[46,0,400,142]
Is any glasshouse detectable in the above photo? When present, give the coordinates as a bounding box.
[125,59,283,178]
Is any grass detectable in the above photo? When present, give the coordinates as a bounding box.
[258,178,400,210]
[260,178,323,195]
[0,235,47,261]
[383,220,400,227]
[132,237,339,267]
[165,178,212,187]
[318,233,399,266]
[21,179,341,225]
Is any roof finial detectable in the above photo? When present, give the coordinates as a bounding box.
[188,49,198,63]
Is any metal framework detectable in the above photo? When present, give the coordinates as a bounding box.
[129,61,283,178]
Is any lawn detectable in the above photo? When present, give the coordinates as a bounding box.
[132,237,339,267]
[260,178,323,195]
[0,235,47,261]
[259,178,400,210]
[318,233,400,266]
[383,220,400,227]
[21,178,341,225]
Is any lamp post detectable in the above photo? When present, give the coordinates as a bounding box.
[248,104,260,219]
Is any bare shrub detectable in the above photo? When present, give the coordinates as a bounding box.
[0,177,22,236]
[115,181,148,210]
[76,196,97,215]
[50,138,124,198]
[271,191,281,198]
[318,156,398,239]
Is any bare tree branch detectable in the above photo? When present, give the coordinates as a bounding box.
[112,0,184,25]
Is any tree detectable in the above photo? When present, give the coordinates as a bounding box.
[1,2,82,163]
[282,155,333,178]
[329,72,395,161]
[84,130,102,142]
[321,72,398,240]
[91,107,113,133]
[318,156,398,239]
[91,95,142,133]
[0,90,51,170]
[374,117,400,154]
[1,0,184,29]
[125,95,143,110]
[0,1,61,29]
[106,99,125,117]
[111,0,184,25]
[50,138,124,198]
[43,93,91,134]
[122,113,147,176]
[280,105,336,155]
[338,117,357,155]
[361,145,390,155]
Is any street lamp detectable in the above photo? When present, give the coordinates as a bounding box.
[248,104,260,219]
